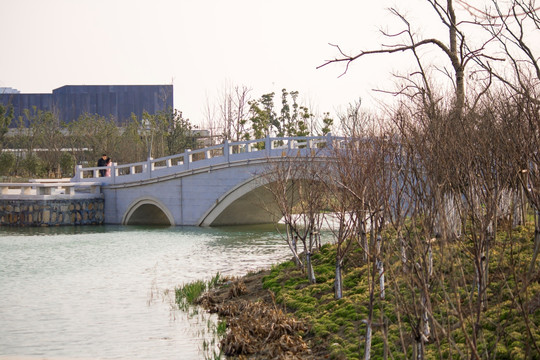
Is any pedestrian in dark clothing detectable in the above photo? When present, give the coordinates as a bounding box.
[97,154,108,177]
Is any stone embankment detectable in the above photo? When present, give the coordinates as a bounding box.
[0,181,104,227]
[0,198,104,226]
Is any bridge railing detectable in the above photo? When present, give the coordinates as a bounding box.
[72,134,346,184]
[0,181,102,199]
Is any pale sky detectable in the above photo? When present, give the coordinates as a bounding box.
[0,0,506,127]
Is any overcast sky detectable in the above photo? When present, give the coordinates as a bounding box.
[1,0,499,126]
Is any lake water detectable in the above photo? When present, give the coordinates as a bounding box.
[0,225,294,360]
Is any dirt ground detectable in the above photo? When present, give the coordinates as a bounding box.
[196,270,329,360]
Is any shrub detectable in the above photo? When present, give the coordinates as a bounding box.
[0,151,16,176]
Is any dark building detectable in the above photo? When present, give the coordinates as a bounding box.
[0,85,173,126]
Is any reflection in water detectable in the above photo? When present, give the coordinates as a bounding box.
[0,225,294,360]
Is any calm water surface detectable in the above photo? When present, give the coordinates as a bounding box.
[0,225,292,360]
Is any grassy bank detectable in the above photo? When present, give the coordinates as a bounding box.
[179,221,540,359]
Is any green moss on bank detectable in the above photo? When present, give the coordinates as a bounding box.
[260,223,540,360]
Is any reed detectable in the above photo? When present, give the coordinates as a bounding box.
[175,272,222,312]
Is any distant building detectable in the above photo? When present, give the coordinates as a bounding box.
[0,87,20,94]
[0,85,173,127]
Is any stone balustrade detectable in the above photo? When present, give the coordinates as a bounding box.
[72,134,344,185]
[0,182,101,198]
[0,182,104,227]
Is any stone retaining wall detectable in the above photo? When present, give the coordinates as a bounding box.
[0,198,104,226]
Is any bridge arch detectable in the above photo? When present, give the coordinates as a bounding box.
[198,159,333,227]
[199,175,281,226]
[122,197,175,226]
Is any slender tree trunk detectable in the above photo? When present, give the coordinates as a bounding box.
[447,0,465,115]
[335,257,343,299]
[360,220,368,262]
[286,224,303,268]
[376,235,385,299]
[414,337,425,360]
[399,229,408,271]
[483,220,494,311]
[427,240,433,277]
[423,239,433,348]
[364,320,372,360]
[364,254,379,360]
[421,294,431,344]
[383,316,389,360]
[306,251,316,284]
[529,210,540,276]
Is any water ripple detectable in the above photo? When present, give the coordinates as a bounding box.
[0,225,293,359]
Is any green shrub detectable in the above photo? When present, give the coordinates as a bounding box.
[60,152,75,177]
[20,154,46,178]
[0,151,15,176]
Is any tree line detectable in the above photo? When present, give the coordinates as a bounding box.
[0,88,334,180]
[0,107,196,179]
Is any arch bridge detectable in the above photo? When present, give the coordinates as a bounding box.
[72,135,345,226]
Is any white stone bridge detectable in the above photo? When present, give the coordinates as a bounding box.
[72,135,344,226]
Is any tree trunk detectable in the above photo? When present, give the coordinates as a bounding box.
[447,0,465,115]
[421,294,431,344]
[335,258,343,299]
[400,230,408,271]
[364,320,372,360]
[360,221,368,262]
[287,225,303,268]
[306,252,316,284]
[414,337,425,360]
[529,210,540,276]
[427,241,433,277]
[376,235,385,299]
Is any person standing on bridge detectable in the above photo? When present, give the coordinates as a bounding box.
[97,154,109,177]
[105,157,112,177]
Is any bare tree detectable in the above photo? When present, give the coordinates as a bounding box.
[475,0,540,99]
[477,0,540,276]
[326,143,362,300]
[218,84,252,142]
[337,99,377,138]
[330,128,393,359]
[263,152,328,284]
[318,0,499,115]
[202,94,219,146]
[263,157,304,268]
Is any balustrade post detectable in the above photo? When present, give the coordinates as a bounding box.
[223,139,230,162]
[75,165,83,181]
[326,133,334,150]
[265,136,272,152]
[185,150,192,169]
[147,158,154,178]
[112,162,117,184]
